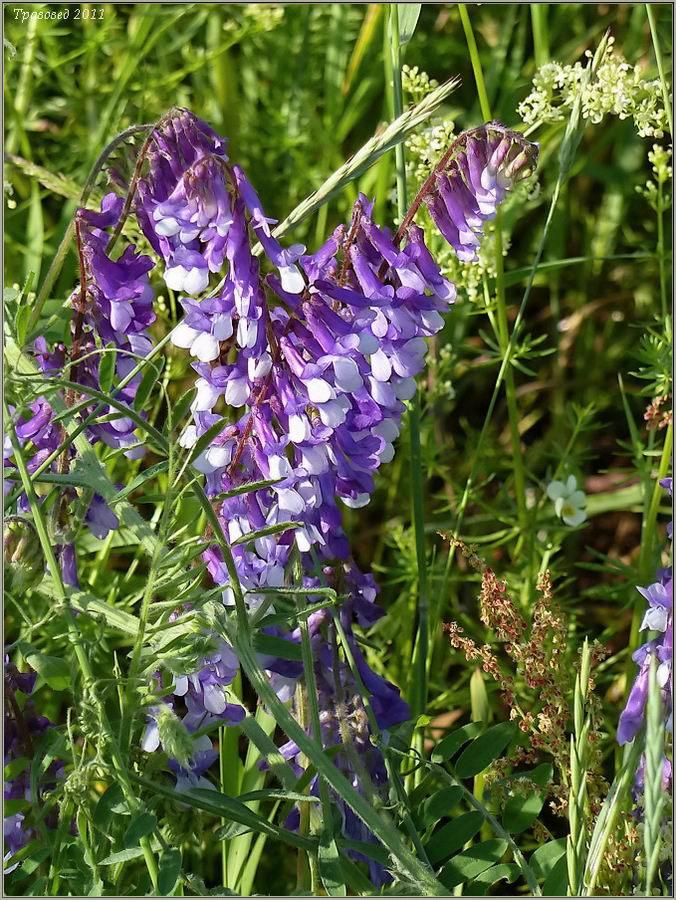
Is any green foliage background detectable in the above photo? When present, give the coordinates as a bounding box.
[3,3,673,896]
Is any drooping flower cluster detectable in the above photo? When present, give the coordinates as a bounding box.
[129,108,537,871]
[618,476,673,824]
[420,122,537,263]
[4,657,64,872]
[3,191,157,586]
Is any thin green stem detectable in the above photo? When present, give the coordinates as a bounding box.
[292,553,336,894]
[530,5,549,69]
[193,484,447,895]
[3,401,159,890]
[638,420,673,582]
[388,7,429,767]
[623,420,673,705]
[119,424,176,753]
[656,178,667,320]
[459,2,528,537]
[644,657,665,893]
[646,4,673,137]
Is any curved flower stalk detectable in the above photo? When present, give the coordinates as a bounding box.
[3,191,157,586]
[131,108,537,870]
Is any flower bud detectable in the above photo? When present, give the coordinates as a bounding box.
[3,517,44,594]
[155,705,194,769]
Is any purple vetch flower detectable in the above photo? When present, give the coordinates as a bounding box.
[85,494,120,541]
[141,640,245,790]
[131,111,538,856]
[272,615,409,886]
[4,657,65,871]
[137,110,231,295]
[618,476,673,771]
[418,123,538,263]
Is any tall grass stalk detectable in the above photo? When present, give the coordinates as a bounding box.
[459,3,528,536]
[566,640,592,895]
[442,32,609,569]
[580,736,643,895]
[623,419,674,705]
[643,657,666,893]
[292,553,339,895]
[646,4,673,136]
[388,4,430,759]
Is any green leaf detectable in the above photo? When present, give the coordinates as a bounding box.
[431,722,485,763]
[110,461,169,504]
[99,848,145,866]
[440,839,509,889]
[123,812,157,848]
[190,418,233,462]
[157,848,182,895]
[98,346,116,393]
[20,648,70,691]
[4,756,30,781]
[231,521,300,546]
[253,633,302,662]
[338,838,390,867]
[420,786,464,827]
[4,798,29,816]
[543,854,568,894]
[318,834,347,897]
[170,387,196,428]
[237,789,320,804]
[454,722,516,778]
[398,3,421,46]
[502,763,552,834]
[94,784,129,828]
[19,844,52,875]
[530,837,567,878]
[134,360,164,413]
[423,811,484,865]
[470,862,520,892]
[15,301,31,347]
[70,592,140,637]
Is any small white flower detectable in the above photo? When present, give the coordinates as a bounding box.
[547,475,588,527]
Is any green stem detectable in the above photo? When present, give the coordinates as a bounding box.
[293,553,335,894]
[459,2,528,537]
[193,485,447,895]
[656,178,667,320]
[6,13,38,157]
[388,7,429,765]
[530,5,549,69]
[638,419,673,582]
[644,657,665,893]
[646,4,673,137]
[119,434,176,752]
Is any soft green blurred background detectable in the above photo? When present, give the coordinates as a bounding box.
[4,0,673,799]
